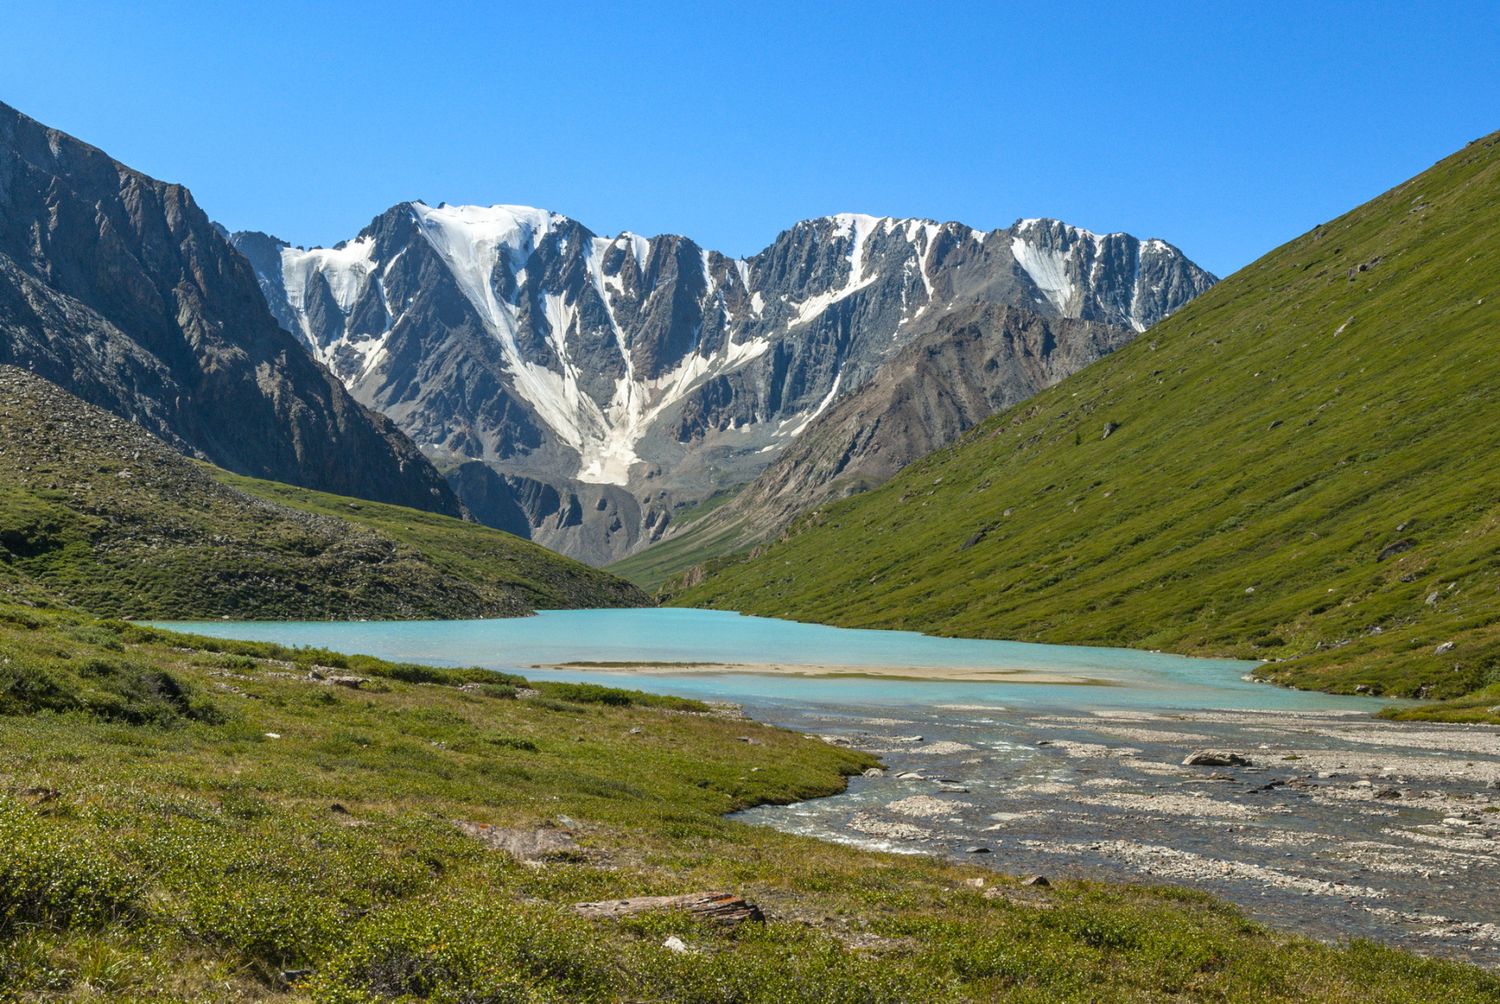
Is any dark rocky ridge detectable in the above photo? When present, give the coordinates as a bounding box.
[447,462,655,567]
[0,365,645,619]
[0,101,460,516]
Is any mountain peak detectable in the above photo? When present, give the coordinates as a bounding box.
[232,195,1213,563]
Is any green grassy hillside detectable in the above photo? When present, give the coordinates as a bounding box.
[0,366,647,619]
[0,601,1493,1001]
[672,133,1500,713]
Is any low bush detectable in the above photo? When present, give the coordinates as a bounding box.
[0,647,220,725]
[532,681,708,712]
[363,661,526,688]
[0,803,139,933]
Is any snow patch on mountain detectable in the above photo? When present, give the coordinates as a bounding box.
[250,206,1213,499]
[786,213,885,328]
[279,237,393,380]
[407,204,787,485]
[1011,234,1077,313]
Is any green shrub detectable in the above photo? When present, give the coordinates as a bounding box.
[0,648,220,726]
[306,900,613,1002]
[363,661,526,689]
[0,657,76,716]
[0,803,138,933]
[486,735,537,752]
[186,875,336,970]
[75,657,221,726]
[536,681,633,706]
[532,681,707,712]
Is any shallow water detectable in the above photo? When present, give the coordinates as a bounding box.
[152,609,1499,964]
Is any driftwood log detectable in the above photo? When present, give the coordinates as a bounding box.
[573,891,764,925]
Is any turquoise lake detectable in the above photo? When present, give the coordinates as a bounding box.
[150,607,1385,714]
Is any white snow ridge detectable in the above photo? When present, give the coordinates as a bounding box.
[262,206,1211,490]
[410,204,773,486]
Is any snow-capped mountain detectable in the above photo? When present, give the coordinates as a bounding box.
[233,205,1214,563]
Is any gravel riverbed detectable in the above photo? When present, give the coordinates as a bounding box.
[735,702,1500,965]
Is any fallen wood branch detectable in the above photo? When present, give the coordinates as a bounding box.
[573,891,764,925]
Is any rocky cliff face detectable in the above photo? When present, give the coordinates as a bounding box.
[236,205,1214,561]
[0,102,460,516]
[709,303,1138,536]
[634,303,1139,582]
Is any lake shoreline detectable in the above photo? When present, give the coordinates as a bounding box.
[143,609,1498,966]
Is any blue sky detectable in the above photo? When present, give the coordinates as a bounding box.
[2,2,1495,276]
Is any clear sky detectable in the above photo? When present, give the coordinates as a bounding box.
[2,2,1495,276]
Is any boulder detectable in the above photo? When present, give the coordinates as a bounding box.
[1182,750,1251,767]
[454,822,579,862]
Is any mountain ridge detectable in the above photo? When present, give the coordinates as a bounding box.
[233,203,1214,562]
[612,302,1137,589]
[0,100,462,517]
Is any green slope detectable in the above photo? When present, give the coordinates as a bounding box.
[0,366,647,619]
[673,133,1500,712]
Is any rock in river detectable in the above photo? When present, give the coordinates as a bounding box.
[1183,750,1252,767]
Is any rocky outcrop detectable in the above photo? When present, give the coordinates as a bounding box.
[235,205,1214,562]
[0,365,647,619]
[573,892,764,925]
[445,461,669,567]
[0,101,459,516]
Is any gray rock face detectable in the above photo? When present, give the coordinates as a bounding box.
[1183,751,1252,767]
[664,303,1138,561]
[446,462,662,567]
[234,206,1214,562]
[0,102,459,516]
